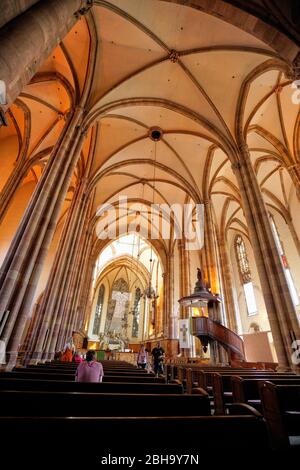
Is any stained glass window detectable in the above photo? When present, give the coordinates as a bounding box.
[235,235,257,315]
[270,215,299,306]
[235,235,251,284]
[131,287,142,337]
[92,284,105,334]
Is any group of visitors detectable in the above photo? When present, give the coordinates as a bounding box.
[136,342,165,376]
[56,336,83,363]
[69,342,165,383]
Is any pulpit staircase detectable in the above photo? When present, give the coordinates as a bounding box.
[191,316,245,360]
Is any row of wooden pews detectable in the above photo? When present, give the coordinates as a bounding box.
[166,362,300,451]
[0,359,291,462]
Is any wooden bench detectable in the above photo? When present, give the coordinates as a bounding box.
[0,390,211,416]
[199,369,291,390]
[0,371,166,383]
[259,382,300,450]
[0,378,183,394]
[0,413,269,462]
[15,367,150,376]
[212,372,296,414]
[232,376,300,411]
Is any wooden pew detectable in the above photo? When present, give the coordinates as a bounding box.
[212,372,295,414]
[259,382,300,450]
[0,413,269,460]
[0,371,166,382]
[199,369,290,390]
[0,390,211,416]
[0,378,183,394]
[15,366,150,376]
[232,376,300,410]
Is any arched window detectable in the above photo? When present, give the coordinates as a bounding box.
[235,235,257,315]
[269,215,299,306]
[105,278,130,335]
[92,284,105,335]
[132,287,142,337]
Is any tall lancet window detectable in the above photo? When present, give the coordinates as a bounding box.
[131,287,142,337]
[235,235,257,315]
[269,215,299,306]
[93,284,105,335]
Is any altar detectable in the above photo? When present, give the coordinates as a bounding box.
[114,351,136,365]
[94,349,136,364]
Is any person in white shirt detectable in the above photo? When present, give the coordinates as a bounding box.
[136,344,148,369]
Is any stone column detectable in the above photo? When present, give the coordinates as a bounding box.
[287,163,300,201]
[0,158,34,223]
[0,108,86,369]
[0,0,40,29]
[233,144,300,370]
[78,244,95,334]
[286,214,300,258]
[162,271,168,337]
[178,240,185,319]
[30,179,90,362]
[0,117,68,224]
[68,229,94,333]
[167,252,176,338]
[52,196,94,356]
[217,233,238,332]
[203,200,221,295]
[0,0,92,124]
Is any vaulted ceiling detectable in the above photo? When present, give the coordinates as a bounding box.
[1,0,299,255]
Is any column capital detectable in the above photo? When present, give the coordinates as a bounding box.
[177,240,185,249]
[237,143,250,154]
[287,163,300,171]
[81,127,89,138]
[285,52,300,81]
[74,0,94,19]
[203,198,212,206]
[231,161,241,172]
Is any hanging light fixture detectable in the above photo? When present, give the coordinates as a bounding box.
[141,128,163,300]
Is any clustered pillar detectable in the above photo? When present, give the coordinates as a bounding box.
[0,107,86,369]
[232,144,300,370]
[0,0,92,122]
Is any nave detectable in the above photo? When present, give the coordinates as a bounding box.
[0,0,300,463]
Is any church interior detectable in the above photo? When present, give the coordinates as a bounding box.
[0,0,300,460]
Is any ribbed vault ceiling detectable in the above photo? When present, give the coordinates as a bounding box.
[0,0,299,253]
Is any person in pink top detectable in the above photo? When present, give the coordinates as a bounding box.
[75,350,104,382]
[73,351,83,364]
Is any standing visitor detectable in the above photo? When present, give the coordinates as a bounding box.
[136,344,148,369]
[151,341,165,376]
[61,336,75,362]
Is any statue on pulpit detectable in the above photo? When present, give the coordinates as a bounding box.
[195,267,205,292]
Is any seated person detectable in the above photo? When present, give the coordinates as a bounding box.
[75,350,104,382]
[73,351,83,363]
